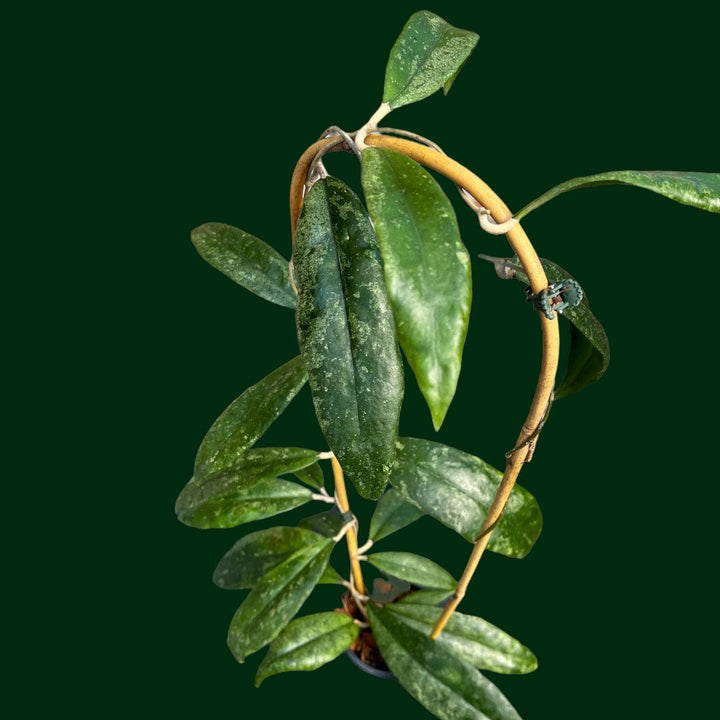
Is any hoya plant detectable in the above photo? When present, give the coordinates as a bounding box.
[176,11,719,720]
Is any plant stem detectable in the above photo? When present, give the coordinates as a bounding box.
[330,455,367,595]
[289,132,560,638]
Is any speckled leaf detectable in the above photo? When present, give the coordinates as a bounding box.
[256,612,358,685]
[367,604,522,720]
[369,488,425,542]
[227,541,333,663]
[194,356,307,478]
[390,438,542,558]
[294,176,403,499]
[213,526,328,590]
[299,507,346,539]
[366,552,456,590]
[398,589,453,606]
[191,222,296,307]
[317,565,345,585]
[383,11,479,109]
[512,258,609,398]
[362,147,471,429]
[516,170,720,219]
[293,462,325,490]
[387,602,537,674]
[175,475,312,529]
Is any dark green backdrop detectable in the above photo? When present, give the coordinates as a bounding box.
[7,2,718,718]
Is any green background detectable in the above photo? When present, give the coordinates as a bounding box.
[7,2,718,718]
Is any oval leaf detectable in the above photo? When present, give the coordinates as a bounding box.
[369,487,425,542]
[228,541,333,663]
[293,462,325,490]
[396,589,454,606]
[366,551,456,590]
[388,602,537,675]
[191,222,296,308]
[383,11,479,109]
[256,612,359,686]
[298,508,346,539]
[213,526,328,590]
[176,475,312,529]
[193,356,308,478]
[367,604,522,720]
[516,170,720,219]
[294,176,404,499]
[390,438,542,558]
[362,147,471,429]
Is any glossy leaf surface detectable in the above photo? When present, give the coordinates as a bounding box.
[398,589,453,606]
[193,356,307,477]
[516,170,720,218]
[227,541,333,663]
[191,222,296,307]
[366,551,456,590]
[292,462,325,489]
[513,258,609,398]
[294,176,403,499]
[383,11,479,109]
[368,604,522,720]
[298,508,346,539]
[213,526,328,590]
[390,438,542,558]
[362,147,471,429]
[389,601,537,674]
[369,488,425,542]
[256,612,358,685]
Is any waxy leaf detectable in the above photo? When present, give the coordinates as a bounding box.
[194,356,307,478]
[293,462,325,490]
[213,526,328,590]
[228,541,333,663]
[366,551,456,590]
[191,222,296,307]
[369,488,425,542]
[317,565,345,585]
[299,508,346,539]
[362,147,471,429]
[176,475,312,529]
[294,176,403,499]
[383,11,479,109]
[368,604,522,720]
[516,170,720,219]
[397,589,453,606]
[388,602,537,674]
[512,257,609,398]
[390,438,542,558]
[256,612,358,685]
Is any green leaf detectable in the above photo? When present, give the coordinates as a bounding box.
[228,541,333,663]
[298,508,346,539]
[362,147,471,429]
[191,222,296,308]
[367,604,522,720]
[193,356,307,477]
[386,603,537,674]
[390,438,542,558]
[294,176,404,499]
[176,475,312,529]
[516,170,720,219]
[256,612,359,685]
[512,258,609,398]
[293,462,325,489]
[213,526,328,590]
[383,11,479,110]
[397,589,454,606]
[366,551,456,590]
[369,488,424,542]
[318,565,345,585]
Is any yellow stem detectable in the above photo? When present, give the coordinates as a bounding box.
[330,455,366,595]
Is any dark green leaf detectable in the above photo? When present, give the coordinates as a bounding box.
[213,526,328,590]
[383,11,479,110]
[386,603,537,674]
[369,488,425,542]
[515,170,720,219]
[228,541,333,662]
[256,612,359,685]
[298,507,346,539]
[193,356,307,477]
[191,222,296,307]
[368,604,522,720]
[366,552,456,590]
[176,476,312,529]
[294,176,404,499]
[362,147,471,429]
[512,257,610,398]
[318,565,345,585]
[398,589,454,606]
[390,438,542,558]
[293,462,325,489]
